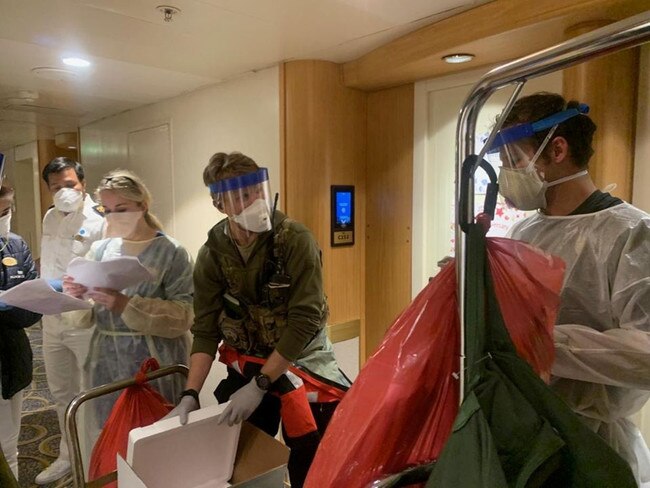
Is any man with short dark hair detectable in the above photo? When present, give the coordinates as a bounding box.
[492,92,650,485]
[35,157,104,485]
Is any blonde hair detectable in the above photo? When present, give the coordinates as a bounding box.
[203,152,259,188]
[96,169,163,231]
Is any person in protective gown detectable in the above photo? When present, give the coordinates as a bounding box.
[165,152,350,488]
[489,92,650,486]
[64,169,194,436]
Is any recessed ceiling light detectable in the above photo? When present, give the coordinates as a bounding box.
[442,53,475,64]
[62,57,91,68]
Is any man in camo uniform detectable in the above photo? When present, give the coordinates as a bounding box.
[166,151,350,488]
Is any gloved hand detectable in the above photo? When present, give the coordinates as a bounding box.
[47,279,64,292]
[162,396,199,425]
[0,300,12,311]
[217,378,266,426]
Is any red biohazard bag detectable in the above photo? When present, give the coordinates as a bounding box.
[88,358,172,486]
[304,238,565,488]
[488,237,564,377]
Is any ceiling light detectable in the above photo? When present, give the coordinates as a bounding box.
[442,53,475,64]
[62,57,91,68]
[157,5,181,22]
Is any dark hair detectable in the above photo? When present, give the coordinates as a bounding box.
[203,152,259,188]
[0,184,15,200]
[42,157,85,184]
[502,92,597,168]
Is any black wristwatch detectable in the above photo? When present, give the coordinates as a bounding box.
[180,388,200,407]
[254,373,272,391]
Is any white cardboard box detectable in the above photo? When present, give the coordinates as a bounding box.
[118,403,289,488]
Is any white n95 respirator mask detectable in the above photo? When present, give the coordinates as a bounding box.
[54,188,84,213]
[233,199,272,233]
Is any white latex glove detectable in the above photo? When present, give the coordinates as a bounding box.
[217,378,266,426]
[162,396,199,425]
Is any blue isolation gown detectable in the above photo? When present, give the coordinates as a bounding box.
[84,234,194,428]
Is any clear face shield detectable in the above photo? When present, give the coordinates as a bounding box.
[484,103,589,210]
[209,168,273,233]
[0,152,5,188]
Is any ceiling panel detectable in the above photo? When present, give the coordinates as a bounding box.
[0,0,491,149]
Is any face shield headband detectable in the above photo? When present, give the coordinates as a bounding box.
[486,103,590,154]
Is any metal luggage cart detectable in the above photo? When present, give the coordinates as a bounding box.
[64,364,189,488]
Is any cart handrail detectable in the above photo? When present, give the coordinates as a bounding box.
[64,363,190,488]
[454,11,650,402]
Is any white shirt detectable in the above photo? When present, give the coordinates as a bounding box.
[40,194,105,280]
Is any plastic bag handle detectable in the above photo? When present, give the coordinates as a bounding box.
[135,357,161,384]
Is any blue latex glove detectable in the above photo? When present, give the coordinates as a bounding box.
[217,378,266,426]
[47,279,63,292]
[0,300,12,311]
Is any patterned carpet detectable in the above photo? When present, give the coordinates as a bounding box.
[18,323,72,488]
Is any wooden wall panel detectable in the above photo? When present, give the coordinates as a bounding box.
[343,0,647,90]
[365,84,414,359]
[282,61,367,338]
[563,23,639,201]
[37,138,79,218]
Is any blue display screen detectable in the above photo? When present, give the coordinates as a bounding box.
[335,191,352,226]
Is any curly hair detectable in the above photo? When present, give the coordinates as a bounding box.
[502,92,597,168]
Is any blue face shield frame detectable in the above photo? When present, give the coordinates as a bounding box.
[208,168,269,194]
[486,103,590,154]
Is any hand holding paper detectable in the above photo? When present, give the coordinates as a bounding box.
[86,287,130,314]
[0,279,92,314]
[66,256,153,291]
[63,275,88,299]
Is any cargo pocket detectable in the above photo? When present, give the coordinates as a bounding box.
[219,311,251,352]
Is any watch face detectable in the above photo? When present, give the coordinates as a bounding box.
[256,374,271,390]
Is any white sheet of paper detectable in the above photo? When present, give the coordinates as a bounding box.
[67,256,153,291]
[0,279,92,314]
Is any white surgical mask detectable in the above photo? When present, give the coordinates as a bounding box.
[0,211,10,238]
[105,211,144,239]
[232,198,272,233]
[54,188,84,213]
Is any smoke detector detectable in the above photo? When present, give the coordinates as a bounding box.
[157,5,181,22]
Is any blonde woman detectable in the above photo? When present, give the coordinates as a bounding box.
[64,169,193,427]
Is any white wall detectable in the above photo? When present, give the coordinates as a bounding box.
[80,66,280,259]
